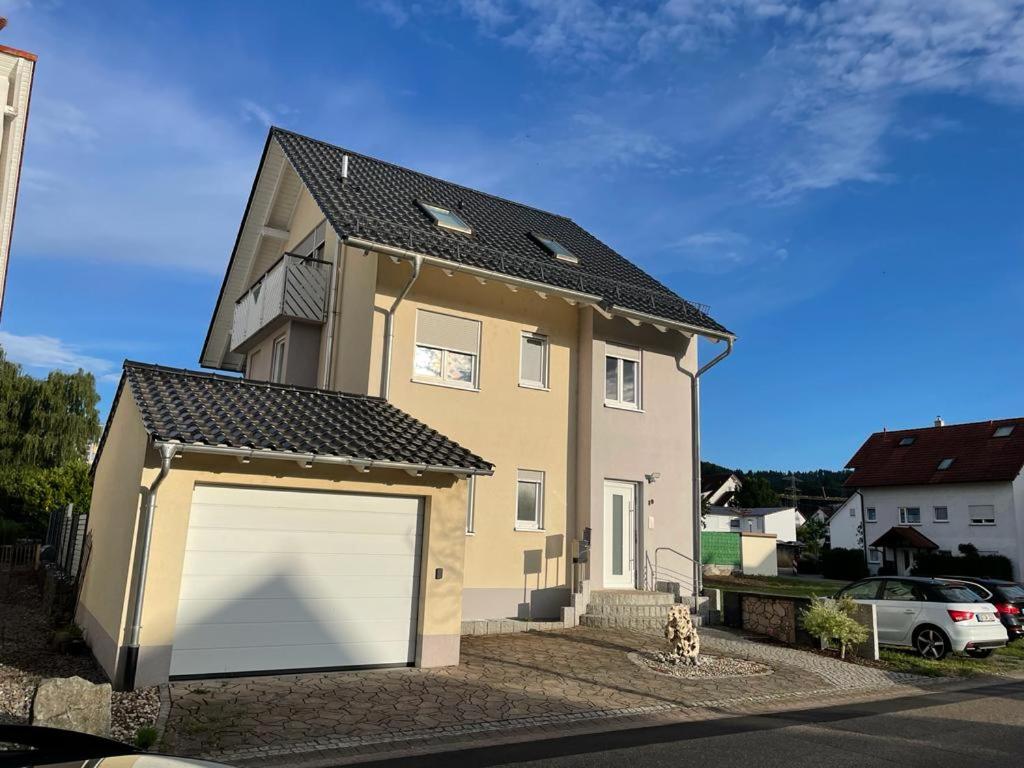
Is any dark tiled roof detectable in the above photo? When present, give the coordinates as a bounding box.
[845,418,1024,488]
[116,362,492,473]
[870,526,939,550]
[271,128,732,337]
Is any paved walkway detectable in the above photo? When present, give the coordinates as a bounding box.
[161,627,940,763]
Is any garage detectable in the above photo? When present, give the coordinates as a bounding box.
[169,484,424,677]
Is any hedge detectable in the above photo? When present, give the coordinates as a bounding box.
[820,547,869,580]
[911,551,1014,581]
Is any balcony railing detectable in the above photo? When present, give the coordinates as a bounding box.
[231,253,331,351]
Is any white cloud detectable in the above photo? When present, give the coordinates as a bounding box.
[448,0,1024,200]
[0,331,120,383]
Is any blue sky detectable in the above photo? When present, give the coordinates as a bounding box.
[0,0,1022,471]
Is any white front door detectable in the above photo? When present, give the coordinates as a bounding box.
[603,480,637,588]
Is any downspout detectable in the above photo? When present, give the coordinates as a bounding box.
[681,337,734,601]
[855,489,869,567]
[123,442,176,691]
[320,236,342,390]
[381,254,423,400]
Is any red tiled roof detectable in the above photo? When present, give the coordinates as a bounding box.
[846,418,1024,488]
[871,526,939,550]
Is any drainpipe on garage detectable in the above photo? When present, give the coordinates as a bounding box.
[681,337,734,602]
[123,442,177,691]
[381,254,423,400]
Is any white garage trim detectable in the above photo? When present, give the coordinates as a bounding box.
[169,484,424,679]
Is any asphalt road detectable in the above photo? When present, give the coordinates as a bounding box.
[350,679,1024,768]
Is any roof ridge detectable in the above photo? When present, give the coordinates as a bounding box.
[123,360,385,402]
[874,416,1024,435]
[271,126,576,223]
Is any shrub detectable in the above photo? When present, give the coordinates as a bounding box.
[796,554,820,574]
[800,596,869,659]
[820,547,869,580]
[134,726,159,750]
[912,550,1013,580]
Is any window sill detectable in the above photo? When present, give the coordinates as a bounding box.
[519,382,550,392]
[969,522,996,526]
[465,531,475,536]
[604,401,643,413]
[933,520,950,524]
[899,522,922,526]
[411,377,480,393]
[514,526,545,533]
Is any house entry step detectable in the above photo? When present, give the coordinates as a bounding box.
[580,589,700,631]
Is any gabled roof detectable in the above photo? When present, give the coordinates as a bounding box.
[99,362,493,475]
[272,128,730,335]
[201,128,732,370]
[870,526,939,551]
[845,418,1024,488]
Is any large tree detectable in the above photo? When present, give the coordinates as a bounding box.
[0,347,100,538]
[734,476,780,508]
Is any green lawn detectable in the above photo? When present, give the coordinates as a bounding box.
[878,643,1024,677]
[704,573,849,598]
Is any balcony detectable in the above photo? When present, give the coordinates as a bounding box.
[231,253,331,352]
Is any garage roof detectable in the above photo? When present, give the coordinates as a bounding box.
[105,362,493,475]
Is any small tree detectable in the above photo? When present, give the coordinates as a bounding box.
[800,596,868,659]
[735,476,779,507]
[798,516,828,558]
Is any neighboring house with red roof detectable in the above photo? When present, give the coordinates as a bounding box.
[832,417,1024,577]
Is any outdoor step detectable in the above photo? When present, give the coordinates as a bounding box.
[585,603,674,618]
[580,611,703,631]
[587,590,676,606]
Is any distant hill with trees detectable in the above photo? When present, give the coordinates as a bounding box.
[702,461,851,513]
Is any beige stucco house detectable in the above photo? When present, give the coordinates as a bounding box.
[78,128,734,688]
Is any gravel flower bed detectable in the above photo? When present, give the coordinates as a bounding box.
[628,650,773,680]
[0,573,160,745]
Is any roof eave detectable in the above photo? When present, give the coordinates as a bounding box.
[344,235,735,342]
[152,439,494,477]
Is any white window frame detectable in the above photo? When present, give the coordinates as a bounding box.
[247,350,260,379]
[465,475,476,535]
[868,547,882,564]
[933,505,949,523]
[729,517,740,530]
[899,506,921,525]
[604,348,642,411]
[969,504,996,526]
[270,335,286,384]
[865,507,877,522]
[519,332,550,390]
[412,310,481,391]
[419,202,472,234]
[515,469,544,531]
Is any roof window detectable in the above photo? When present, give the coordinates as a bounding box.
[419,202,472,234]
[937,458,955,470]
[898,436,915,446]
[994,425,1015,438]
[531,233,578,264]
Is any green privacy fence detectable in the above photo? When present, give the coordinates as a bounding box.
[701,531,741,566]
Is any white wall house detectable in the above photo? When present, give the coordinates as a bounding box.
[702,473,742,506]
[706,505,802,543]
[840,418,1024,578]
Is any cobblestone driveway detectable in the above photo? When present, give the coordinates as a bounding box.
[161,626,935,760]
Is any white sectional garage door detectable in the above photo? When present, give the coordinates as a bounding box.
[169,485,423,677]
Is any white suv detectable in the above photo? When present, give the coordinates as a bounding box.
[836,576,1008,659]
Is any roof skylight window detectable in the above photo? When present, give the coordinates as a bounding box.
[419,202,472,234]
[937,458,955,470]
[898,436,916,446]
[994,425,1015,438]
[531,233,578,264]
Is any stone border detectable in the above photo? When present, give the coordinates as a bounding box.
[153,684,171,747]
[626,651,774,680]
[205,702,680,762]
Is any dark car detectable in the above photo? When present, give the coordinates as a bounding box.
[939,575,1024,640]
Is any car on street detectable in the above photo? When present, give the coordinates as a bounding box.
[938,576,1024,641]
[835,576,1008,660]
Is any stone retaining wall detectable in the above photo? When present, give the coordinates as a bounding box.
[741,595,798,644]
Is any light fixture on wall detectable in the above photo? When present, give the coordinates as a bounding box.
[645,472,661,484]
